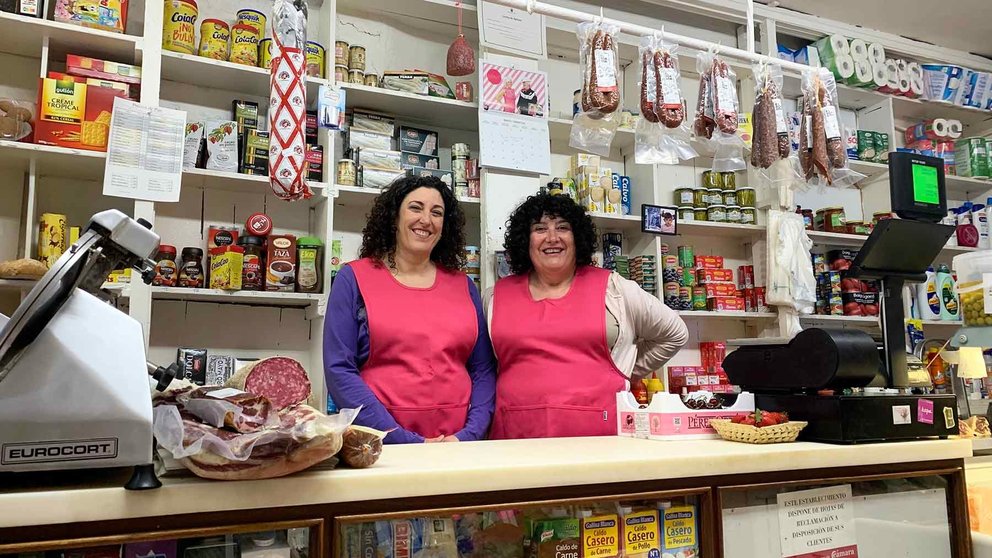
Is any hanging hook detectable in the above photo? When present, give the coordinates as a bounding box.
[526,0,535,15]
[598,6,604,25]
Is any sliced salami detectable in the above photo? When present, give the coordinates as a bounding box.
[225,356,312,410]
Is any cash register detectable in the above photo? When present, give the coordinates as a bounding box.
[724,153,960,443]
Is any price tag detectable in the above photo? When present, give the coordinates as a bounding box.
[594,49,617,90]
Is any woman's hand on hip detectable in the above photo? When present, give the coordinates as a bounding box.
[442,435,460,442]
[424,435,446,443]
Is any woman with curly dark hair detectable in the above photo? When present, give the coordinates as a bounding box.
[487,193,688,439]
[323,176,496,444]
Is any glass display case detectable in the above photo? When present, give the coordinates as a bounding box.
[720,473,966,558]
[335,491,710,558]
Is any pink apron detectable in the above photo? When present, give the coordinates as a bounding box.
[351,258,476,438]
[490,266,627,439]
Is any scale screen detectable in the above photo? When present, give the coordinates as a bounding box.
[912,163,940,205]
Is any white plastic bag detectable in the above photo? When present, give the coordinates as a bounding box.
[570,20,622,156]
[766,210,816,316]
[692,51,745,172]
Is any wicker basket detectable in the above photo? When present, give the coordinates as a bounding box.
[709,419,808,444]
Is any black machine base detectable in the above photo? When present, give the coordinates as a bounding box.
[125,463,162,490]
[756,393,959,444]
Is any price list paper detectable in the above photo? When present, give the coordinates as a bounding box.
[103,98,186,202]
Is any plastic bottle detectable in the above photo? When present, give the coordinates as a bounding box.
[936,264,959,321]
[632,380,649,404]
[975,203,989,248]
[944,209,959,247]
[645,373,664,403]
[917,266,941,321]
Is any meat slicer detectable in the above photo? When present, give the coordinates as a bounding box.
[0,210,178,489]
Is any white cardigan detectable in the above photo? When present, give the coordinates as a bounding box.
[485,271,689,381]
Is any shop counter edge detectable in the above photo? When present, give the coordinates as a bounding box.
[0,436,972,528]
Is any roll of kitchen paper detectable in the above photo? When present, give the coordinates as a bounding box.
[909,75,925,98]
[828,34,850,55]
[834,54,856,81]
[851,58,873,87]
[908,62,924,81]
[868,42,886,66]
[884,59,900,93]
[849,39,869,61]
[897,67,912,95]
[816,34,850,66]
[947,119,963,139]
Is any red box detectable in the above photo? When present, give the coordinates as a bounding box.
[755,286,766,311]
[738,265,754,289]
[700,343,726,368]
[66,54,142,85]
[694,255,724,269]
[707,296,746,312]
[703,282,738,298]
[697,268,734,283]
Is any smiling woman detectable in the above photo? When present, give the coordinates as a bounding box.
[486,193,689,440]
[323,176,496,444]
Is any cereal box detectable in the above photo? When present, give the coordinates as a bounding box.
[35,76,126,151]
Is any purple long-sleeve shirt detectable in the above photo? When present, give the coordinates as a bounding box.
[323,264,497,444]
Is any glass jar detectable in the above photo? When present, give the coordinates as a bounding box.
[723,191,737,206]
[694,208,709,221]
[800,208,815,230]
[674,187,694,206]
[678,206,696,221]
[692,188,708,208]
[816,206,846,232]
[707,204,727,223]
[721,171,737,190]
[726,205,742,223]
[741,207,757,225]
[702,170,724,189]
[737,187,756,208]
[178,247,204,288]
[707,188,722,206]
[153,244,178,287]
[238,235,265,291]
[296,236,324,293]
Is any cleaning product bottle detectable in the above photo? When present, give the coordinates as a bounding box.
[937,264,959,321]
[944,208,959,247]
[917,266,941,321]
[957,205,979,247]
[974,203,989,248]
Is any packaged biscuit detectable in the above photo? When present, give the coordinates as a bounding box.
[55,0,128,34]
[36,76,125,151]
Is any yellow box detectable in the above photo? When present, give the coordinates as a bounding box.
[582,513,620,558]
[210,246,244,291]
[622,509,660,558]
[38,213,67,269]
[107,268,132,283]
[570,153,601,170]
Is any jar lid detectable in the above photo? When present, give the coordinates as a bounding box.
[823,206,844,211]
[709,204,727,208]
[201,19,229,28]
[238,235,266,247]
[297,236,323,247]
[181,247,203,258]
[246,213,273,237]
[158,244,177,255]
[678,206,694,210]
[737,187,755,191]
[350,44,365,49]
[727,205,741,209]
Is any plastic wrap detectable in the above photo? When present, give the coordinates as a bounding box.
[268,0,313,201]
[180,387,278,433]
[800,67,865,188]
[693,51,745,172]
[569,20,621,156]
[766,210,816,337]
[635,36,696,165]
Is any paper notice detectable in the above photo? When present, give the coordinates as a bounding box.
[777,485,858,558]
[103,98,186,203]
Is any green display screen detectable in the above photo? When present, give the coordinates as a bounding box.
[912,163,940,205]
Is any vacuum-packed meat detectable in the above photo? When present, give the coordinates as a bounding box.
[226,356,312,410]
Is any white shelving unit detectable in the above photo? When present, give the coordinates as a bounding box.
[2,0,991,405]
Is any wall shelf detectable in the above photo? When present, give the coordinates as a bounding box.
[340,83,479,131]
[0,11,139,61]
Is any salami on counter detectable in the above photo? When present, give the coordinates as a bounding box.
[225,356,312,410]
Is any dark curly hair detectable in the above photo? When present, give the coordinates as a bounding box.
[360,175,467,270]
[504,193,597,275]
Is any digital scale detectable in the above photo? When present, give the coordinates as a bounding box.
[724,153,960,443]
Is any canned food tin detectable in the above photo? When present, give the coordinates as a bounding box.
[348,69,364,84]
[664,282,680,298]
[451,158,468,182]
[305,41,326,78]
[677,245,694,269]
[692,287,707,310]
[744,288,756,312]
[236,9,266,36]
[334,64,348,83]
[163,0,198,55]
[364,73,379,87]
[679,287,692,310]
[682,267,695,288]
[678,206,695,221]
[452,143,471,158]
[258,38,274,69]
[334,41,349,66]
[198,19,230,61]
[348,45,366,71]
[230,23,260,66]
[336,160,357,186]
[694,208,709,221]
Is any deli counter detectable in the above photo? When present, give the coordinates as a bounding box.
[0,437,977,557]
